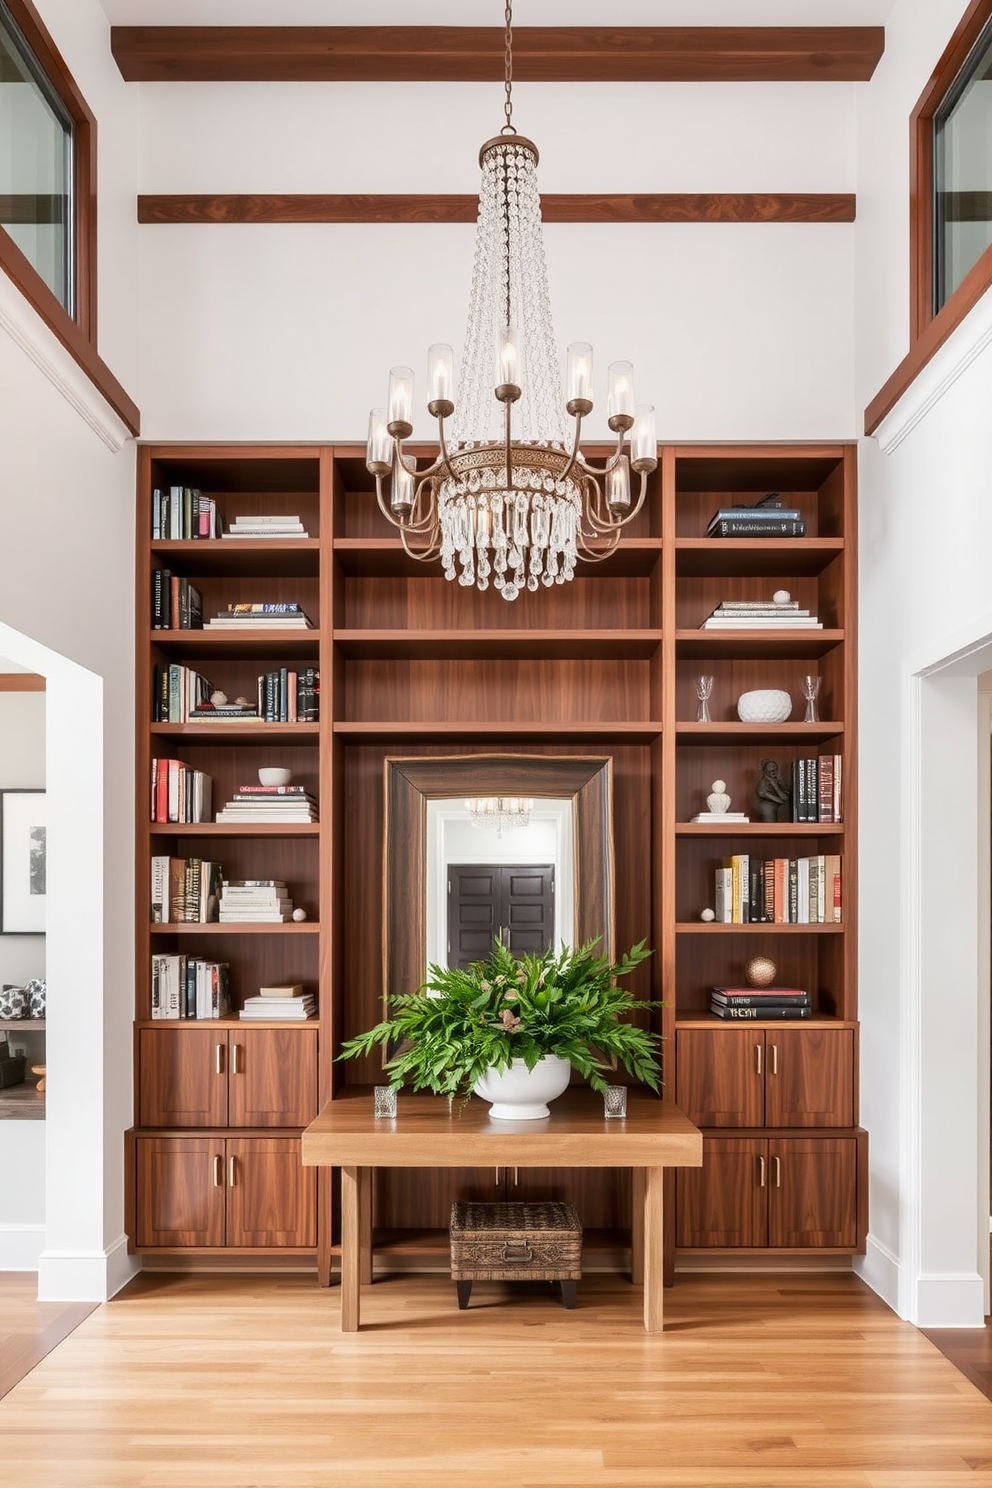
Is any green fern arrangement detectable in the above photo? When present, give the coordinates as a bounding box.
[338,937,661,1101]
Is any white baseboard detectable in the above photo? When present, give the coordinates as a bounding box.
[855,1233,900,1313]
[0,1223,46,1271]
[37,1234,140,1302]
[914,1271,987,1328]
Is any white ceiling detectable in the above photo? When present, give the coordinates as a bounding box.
[97,1,896,29]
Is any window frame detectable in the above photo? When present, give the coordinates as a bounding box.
[0,0,137,433]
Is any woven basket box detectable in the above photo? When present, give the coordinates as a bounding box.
[450,1200,582,1283]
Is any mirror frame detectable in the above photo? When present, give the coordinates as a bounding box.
[383,754,615,1001]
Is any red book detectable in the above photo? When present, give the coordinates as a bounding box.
[817,755,834,823]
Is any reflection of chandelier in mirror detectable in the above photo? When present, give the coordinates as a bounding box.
[365,0,657,601]
[465,796,533,837]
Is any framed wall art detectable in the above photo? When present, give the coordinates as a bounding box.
[1,789,47,934]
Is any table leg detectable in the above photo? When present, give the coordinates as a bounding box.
[340,1165,361,1332]
[359,1166,373,1285]
[642,1165,664,1334]
[630,1168,645,1285]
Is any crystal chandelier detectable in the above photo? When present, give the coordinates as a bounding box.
[466,796,532,837]
[366,0,657,602]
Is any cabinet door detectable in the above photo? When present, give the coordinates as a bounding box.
[134,1136,226,1247]
[227,1027,318,1127]
[767,1138,857,1248]
[226,1138,317,1248]
[676,1137,768,1248]
[676,1027,764,1127]
[764,1029,854,1128]
[138,1028,228,1127]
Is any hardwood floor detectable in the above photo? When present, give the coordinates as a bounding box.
[0,1273,94,1399]
[924,1318,992,1404]
[1,1270,992,1486]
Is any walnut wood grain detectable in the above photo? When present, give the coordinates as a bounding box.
[134,1136,226,1248]
[765,1028,854,1128]
[226,1138,316,1247]
[676,1137,767,1247]
[767,1137,857,1247]
[676,1026,765,1127]
[111,26,884,83]
[227,1028,318,1128]
[137,193,855,226]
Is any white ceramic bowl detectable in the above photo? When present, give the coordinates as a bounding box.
[258,767,293,787]
[737,689,792,723]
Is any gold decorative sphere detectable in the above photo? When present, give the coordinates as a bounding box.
[744,956,777,988]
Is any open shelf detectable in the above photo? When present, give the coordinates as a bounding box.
[333,629,663,661]
[333,536,663,579]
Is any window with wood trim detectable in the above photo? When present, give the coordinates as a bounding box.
[0,0,95,343]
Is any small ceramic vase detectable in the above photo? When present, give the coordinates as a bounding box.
[0,985,26,1019]
[25,979,46,1019]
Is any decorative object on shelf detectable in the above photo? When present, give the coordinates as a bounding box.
[802,674,822,723]
[744,955,778,988]
[0,1038,26,1088]
[466,795,532,837]
[292,907,308,922]
[773,589,791,604]
[210,690,228,706]
[364,2,658,600]
[258,767,293,787]
[338,938,660,1111]
[691,779,750,824]
[603,1084,628,1120]
[25,978,45,1019]
[473,1054,572,1120]
[700,908,716,923]
[374,1085,398,1119]
[754,758,792,822]
[737,689,792,724]
[706,491,807,539]
[0,985,25,1019]
[703,591,821,631]
[0,789,46,934]
[30,1063,45,1092]
[694,675,714,723]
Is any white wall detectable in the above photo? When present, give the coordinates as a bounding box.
[134,79,858,442]
[856,0,992,1324]
[0,0,139,1297]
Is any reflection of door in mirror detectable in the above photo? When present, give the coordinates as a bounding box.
[447,864,555,969]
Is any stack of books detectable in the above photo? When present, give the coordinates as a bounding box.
[707,493,806,538]
[239,984,315,1020]
[218,879,295,923]
[151,954,231,1019]
[189,700,259,723]
[215,785,319,823]
[702,599,821,630]
[152,486,223,540]
[203,602,314,630]
[710,986,812,1020]
[222,515,310,539]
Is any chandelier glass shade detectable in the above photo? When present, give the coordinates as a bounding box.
[465,796,533,837]
[366,4,657,601]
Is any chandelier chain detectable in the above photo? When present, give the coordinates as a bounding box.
[502,0,515,135]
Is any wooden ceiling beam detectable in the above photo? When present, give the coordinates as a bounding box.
[111,26,884,84]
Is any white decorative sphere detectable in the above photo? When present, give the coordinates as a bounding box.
[773,589,791,605]
[737,689,792,723]
[711,779,726,793]
[292,907,307,922]
[700,908,715,922]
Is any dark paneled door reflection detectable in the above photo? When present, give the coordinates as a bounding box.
[447,864,555,968]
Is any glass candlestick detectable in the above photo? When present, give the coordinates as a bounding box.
[802,675,821,723]
[374,1085,398,1119]
[604,1085,627,1119]
[694,675,714,723]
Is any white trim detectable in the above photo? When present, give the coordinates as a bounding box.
[873,280,992,455]
[0,1222,46,1271]
[37,1236,139,1303]
[855,1234,900,1314]
[914,1272,987,1329]
[899,669,923,1321]
[0,268,131,454]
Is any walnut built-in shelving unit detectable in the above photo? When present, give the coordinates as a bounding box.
[128,440,862,1280]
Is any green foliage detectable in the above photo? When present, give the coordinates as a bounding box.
[337,938,662,1100]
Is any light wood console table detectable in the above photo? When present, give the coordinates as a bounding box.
[302,1088,702,1333]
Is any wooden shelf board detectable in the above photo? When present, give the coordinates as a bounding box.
[0,1084,45,1120]
[675,1014,857,1029]
[134,1018,317,1030]
[677,921,844,933]
[0,1019,45,1030]
[149,539,320,577]
[151,629,320,659]
[332,536,662,578]
[676,721,844,741]
[676,821,845,836]
[676,628,844,659]
[148,822,320,838]
[150,722,319,740]
[333,628,663,661]
[675,538,844,577]
[332,721,664,742]
[150,921,320,935]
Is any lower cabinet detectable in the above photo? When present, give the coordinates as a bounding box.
[134,1135,317,1250]
[676,1135,859,1250]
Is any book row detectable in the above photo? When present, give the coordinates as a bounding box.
[153,664,320,723]
[790,755,842,823]
[151,571,203,630]
[152,486,223,541]
[151,956,231,1020]
[150,759,212,824]
[714,854,842,924]
[150,859,301,924]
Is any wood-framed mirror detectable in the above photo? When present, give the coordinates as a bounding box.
[383,754,615,1002]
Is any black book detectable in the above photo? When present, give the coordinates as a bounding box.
[711,990,810,1008]
[710,1003,813,1020]
[707,518,807,538]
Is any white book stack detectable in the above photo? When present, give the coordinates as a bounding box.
[702,599,822,630]
[222,514,310,539]
[203,603,314,630]
[239,992,316,1020]
[218,879,294,923]
[215,786,319,824]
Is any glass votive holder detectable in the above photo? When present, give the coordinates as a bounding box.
[374,1085,398,1119]
[604,1084,627,1119]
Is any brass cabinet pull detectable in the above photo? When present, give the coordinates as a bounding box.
[755,1043,762,1076]
[514,1167,519,1187]
[495,1167,501,1188]
[758,1155,766,1187]
[228,1155,237,1188]
[231,1043,242,1075]
[215,1043,225,1075]
[773,1155,781,1188]
[213,1154,223,1187]
[770,1043,778,1076]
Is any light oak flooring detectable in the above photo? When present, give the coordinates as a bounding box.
[0,1272,94,1400]
[2,1270,992,1488]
